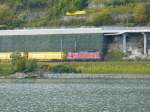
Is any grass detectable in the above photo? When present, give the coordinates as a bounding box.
[49,65,81,73]
[0,62,14,76]
[39,61,150,74]
[1,61,150,76]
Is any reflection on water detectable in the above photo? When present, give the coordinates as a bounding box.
[0,79,149,112]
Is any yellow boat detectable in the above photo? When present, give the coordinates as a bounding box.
[66,11,87,16]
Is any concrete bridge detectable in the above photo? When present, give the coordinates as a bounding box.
[0,27,150,55]
[101,27,150,55]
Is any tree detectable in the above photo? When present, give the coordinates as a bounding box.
[75,0,88,10]
[48,0,67,20]
[88,9,112,26]
[133,4,147,24]
[0,4,13,25]
[67,0,88,11]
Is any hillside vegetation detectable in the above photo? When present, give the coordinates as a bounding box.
[0,0,150,29]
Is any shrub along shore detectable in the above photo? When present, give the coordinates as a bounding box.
[39,61,150,74]
[1,61,150,77]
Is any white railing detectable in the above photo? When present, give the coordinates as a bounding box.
[0,27,150,36]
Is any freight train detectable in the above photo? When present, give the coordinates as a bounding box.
[0,51,104,61]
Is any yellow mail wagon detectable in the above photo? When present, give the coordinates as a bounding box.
[0,52,12,60]
[28,52,66,61]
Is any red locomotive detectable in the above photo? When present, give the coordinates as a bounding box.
[67,51,104,61]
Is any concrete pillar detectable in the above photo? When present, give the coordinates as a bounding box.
[75,39,77,52]
[60,39,63,51]
[142,33,147,55]
[123,33,127,54]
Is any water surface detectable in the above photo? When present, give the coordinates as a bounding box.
[0,79,149,112]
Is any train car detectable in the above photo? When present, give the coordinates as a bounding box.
[0,52,28,61]
[0,51,104,61]
[0,52,12,60]
[66,51,104,61]
[28,52,66,61]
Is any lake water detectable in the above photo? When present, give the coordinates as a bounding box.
[0,79,149,112]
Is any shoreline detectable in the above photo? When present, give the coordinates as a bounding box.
[0,73,150,79]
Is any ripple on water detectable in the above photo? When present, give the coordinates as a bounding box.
[0,79,149,112]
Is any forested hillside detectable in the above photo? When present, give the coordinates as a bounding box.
[0,0,150,29]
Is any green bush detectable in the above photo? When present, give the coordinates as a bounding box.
[49,65,81,73]
[0,62,14,75]
[133,4,147,25]
[11,52,37,73]
[87,9,112,26]
[0,4,13,25]
[25,60,37,72]
[13,58,26,72]
[62,19,87,26]
[11,52,25,72]
[106,50,125,61]
[10,52,23,63]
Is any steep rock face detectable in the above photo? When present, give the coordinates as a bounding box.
[0,0,150,28]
